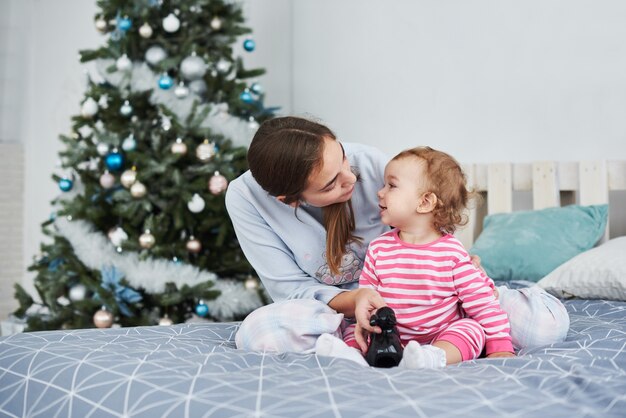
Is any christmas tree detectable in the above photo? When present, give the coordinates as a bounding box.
[13,0,275,331]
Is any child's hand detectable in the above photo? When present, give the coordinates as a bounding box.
[486,351,516,358]
[353,288,387,353]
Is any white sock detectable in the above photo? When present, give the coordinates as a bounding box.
[399,341,447,369]
[315,333,368,367]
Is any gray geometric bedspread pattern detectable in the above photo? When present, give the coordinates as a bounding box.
[1,298,625,418]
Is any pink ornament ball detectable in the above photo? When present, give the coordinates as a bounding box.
[93,308,114,328]
[99,171,115,189]
[208,172,228,195]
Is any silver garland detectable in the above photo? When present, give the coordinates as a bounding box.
[54,217,263,320]
[91,59,257,148]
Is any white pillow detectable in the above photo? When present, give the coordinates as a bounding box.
[537,236,626,300]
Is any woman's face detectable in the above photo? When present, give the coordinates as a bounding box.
[299,137,356,207]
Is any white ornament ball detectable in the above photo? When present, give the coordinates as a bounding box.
[196,140,216,162]
[188,79,207,96]
[180,55,207,81]
[116,54,132,72]
[99,171,115,189]
[209,172,228,195]
[158,316,174,326]
[216,59,230,73]
[210,16,222,30]
[120,169,137,188]
[81,97,99,118]
[130,181,147,198]
[93,308,114,328]
[171,138,188,155]
[120,101,133,117]
[187,193,206,213]
[95,18,107,32]
[248,117,260,131]
[139,230,156,249]
[69,283,88,301]
[98,95,109,109]
[174,83,189,99]
[145,46,167,66]
[245,276,260,290]
[250,82,264,95]
[162,13,180,32]
[139,22,153,38]
[186,236,202,253]
[122,135,137,151]
[108,226,129,247]
[96,142,110,156]
[161,117,172,131]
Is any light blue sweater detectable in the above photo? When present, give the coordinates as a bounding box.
[225,142,389,304]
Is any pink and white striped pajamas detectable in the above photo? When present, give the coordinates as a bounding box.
[343,230,514,360]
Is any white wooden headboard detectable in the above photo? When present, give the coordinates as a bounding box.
[457,160,626,249]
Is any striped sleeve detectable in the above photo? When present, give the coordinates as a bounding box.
[451,245,514,355]
[359,244,380,290]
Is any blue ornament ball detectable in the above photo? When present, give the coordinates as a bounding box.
[243,38,256,52]
[58,178,73,192]
[195,302,209,317]
[118,17,132,32]
[105,152,125,172]
[240,90,254,104]
[158,74,174,90]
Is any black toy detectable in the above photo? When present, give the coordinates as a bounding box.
[365,306,404,368]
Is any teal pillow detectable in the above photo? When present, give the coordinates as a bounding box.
[470,204,608,282]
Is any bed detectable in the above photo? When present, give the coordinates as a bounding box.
[1,160,626,418]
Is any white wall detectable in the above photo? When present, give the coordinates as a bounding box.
[21,0,102,300]
[243,0,293,112]
[292,0,626,163]
[0,0,29,143]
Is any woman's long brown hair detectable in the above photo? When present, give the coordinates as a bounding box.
[323,200,359,275]
[248,116,359,275]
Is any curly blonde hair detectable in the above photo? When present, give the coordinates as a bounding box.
[392,146,470,234]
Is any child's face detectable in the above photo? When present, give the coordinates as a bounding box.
[377,157,428,228]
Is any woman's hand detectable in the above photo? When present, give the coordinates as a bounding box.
[353,288,387,353]
[470,254,499,299]
[470,254,481,269]
[486,351,516,358]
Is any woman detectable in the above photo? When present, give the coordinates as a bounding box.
[225,116,569,355]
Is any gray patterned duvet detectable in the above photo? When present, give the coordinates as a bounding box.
[1,298,625,418]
